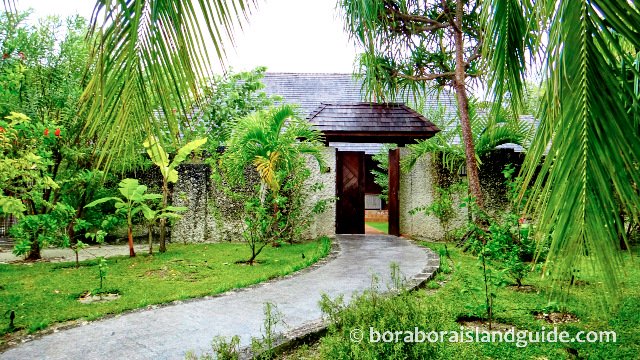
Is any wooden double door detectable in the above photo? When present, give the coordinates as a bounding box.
[336,149,400,235]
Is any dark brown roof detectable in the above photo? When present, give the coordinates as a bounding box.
[308,103,440,145]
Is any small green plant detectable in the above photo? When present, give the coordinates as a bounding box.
[426,280,441,289]
[411,182,466,242]
[27,320,48,334]
[317,285,450,359]
[184,335,241,360]
[85,178,163,257]
[141,205,187,255]
[220,105,327,263]
[251,302,285,359]
[97,257,108,291]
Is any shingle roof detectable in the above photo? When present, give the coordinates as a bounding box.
[262,73,363,115]
[306,103,439,145]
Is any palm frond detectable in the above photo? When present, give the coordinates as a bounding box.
[520,0,640,305]
[80,0,256,169]
[482,0,536,115]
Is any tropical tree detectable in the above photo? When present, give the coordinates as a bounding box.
[339,0,486,208]
[484,0,640,303]
[189,66,279,149]
[223,105,325,198]
[143,136,207,253]
[0,14,105,260]
[222,105,325,263]
[85,178,162,257]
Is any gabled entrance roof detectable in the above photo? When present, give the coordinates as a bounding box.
[307,103,440,146]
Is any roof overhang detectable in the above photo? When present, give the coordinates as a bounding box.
[307,103,440,146]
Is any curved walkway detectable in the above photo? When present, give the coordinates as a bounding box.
[1,235,438,360]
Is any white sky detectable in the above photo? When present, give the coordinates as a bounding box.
[17,0,361,74]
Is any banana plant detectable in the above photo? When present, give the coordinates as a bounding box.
[141,205,187,255]
[143,136,207,253]
[85,179,162,257]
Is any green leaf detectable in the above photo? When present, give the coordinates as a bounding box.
[85,197,122,208]
[140,205,156,220]
[169,138,207,171]
[143,135,170,179]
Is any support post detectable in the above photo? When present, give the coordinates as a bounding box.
[388,148,400,236]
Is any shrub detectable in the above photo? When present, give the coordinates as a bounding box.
[317,286,452,359]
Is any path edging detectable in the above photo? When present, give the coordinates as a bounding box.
[238,238,440,359]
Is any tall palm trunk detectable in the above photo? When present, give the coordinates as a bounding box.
[452,0,484,210]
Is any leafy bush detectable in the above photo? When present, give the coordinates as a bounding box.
[218,105,328,263]
[317,286,452,359]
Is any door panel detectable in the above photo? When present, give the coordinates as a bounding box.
[336,151,365,234]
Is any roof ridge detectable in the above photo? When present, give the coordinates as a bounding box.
[264,72,357,76]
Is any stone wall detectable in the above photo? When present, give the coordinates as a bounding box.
[479,149,525,214]
[399,148,524,240]
[171,147,336,244]
[303,146,337,239]
[399,151,468,240]
[170,163,214,243]
[169,147,521,243]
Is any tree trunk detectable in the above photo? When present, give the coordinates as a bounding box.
[148,224,154,255]
[128,225,136,257]
[26,239,41,261]
[452,0,484,210]
[159,181,168,253]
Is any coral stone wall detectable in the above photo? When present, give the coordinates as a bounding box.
[170,163,213,243]
[303,146,337,239]
[171,148,336,244]
[399,151,468,240]
[399,148,524,240]
[170,148,520,243]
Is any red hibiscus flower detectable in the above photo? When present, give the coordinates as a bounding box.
[44,128,50,136]
[54,128,61,137]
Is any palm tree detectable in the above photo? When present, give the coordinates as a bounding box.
[483,0,640,303]
[223,104,325,196]
[222,104,325,263]
[78,0,256,168]
[402,99,533,175]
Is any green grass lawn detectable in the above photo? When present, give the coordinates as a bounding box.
[365,221,388,234]
[284,242,639,359]
[0,238,331,341]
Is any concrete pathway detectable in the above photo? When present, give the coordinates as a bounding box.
[0,235,437,360]
[0,244,154,263]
